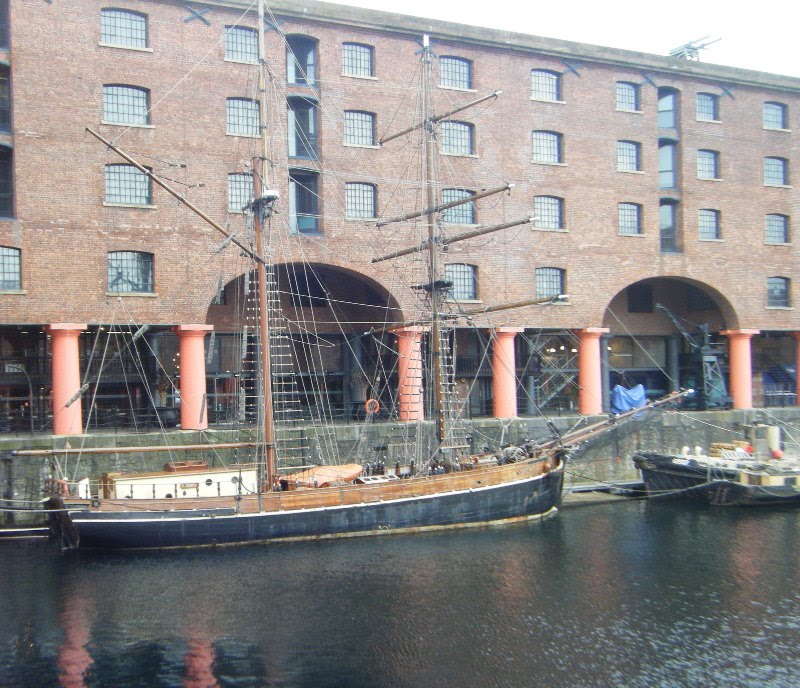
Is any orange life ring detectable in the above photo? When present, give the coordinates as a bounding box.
[365,399,380,414]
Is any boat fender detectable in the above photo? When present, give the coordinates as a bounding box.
[365,399,380,414]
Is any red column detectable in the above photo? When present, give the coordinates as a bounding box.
[794,333,800,407]
[722,329,759,409]
[47,324,87,436]
[394,327,424,421]
[491,328,522,418]
[175,325,213,430]
[576,328,609,416]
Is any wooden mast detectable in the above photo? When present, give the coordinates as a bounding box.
[255,0,277,490]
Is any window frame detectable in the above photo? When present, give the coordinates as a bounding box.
[698,208,721,241]
[535,267,565,299]
[345,182,377,219]
[226,97,260,138]
[107,250,154,294]
[104,163,153,206]
[763,101,789,130]
[227,172,254,213]
[532,130,563,165]
[288,96,319,159]
[615,81,640,112]
[618,202,643,236]
[533,195,565,230]
[289,169,321,235]
[697,149,721,180]
[764,156,789,186]
[440,120,475,156]
[445,263,478,301]
[102,84,151,126]
[696,92,720,122]
[765,213,790,244]
[224,25,259,63]
[286,35,317,86]
[343,110,377,147]
[342,42,374,78]
[0,245,21,291]
[616,140,642,172]
[531,69,562,102]
[767,276,790,308]
[441,188,476,225]
[439,56,473,90]
[100,8,149,50]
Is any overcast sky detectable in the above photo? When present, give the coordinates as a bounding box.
[323,0,800,78]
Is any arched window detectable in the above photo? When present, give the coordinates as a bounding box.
[345,182,377,219]
[657,87,679,128]
[287,35,317,85]
[534,196,564,230]
[440,56,472,89]
[100,9,148,48]
[226,98,260,137]
[342,43,374,77]
[531,69,561,101]
[440,121,474,155]
[103,85,150,125]
[441,188,476,224]
[104,164,151,205]
[225,26,258,63]
[343,110,376,146]
[535,267,565,298]
[445,264,477,300]
[288,96,318,158]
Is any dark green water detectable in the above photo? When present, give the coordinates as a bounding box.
[2,500,800,688]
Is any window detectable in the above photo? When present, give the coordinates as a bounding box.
[440,56,472,89]
[289,170,320,235]
[108,251,153,293]
[618,203,642,236]
[616,82,640,111]
[287,35,316,86]
[532,131,563,164]
[659,200,679,252]
[763,101,788,130]
[657,88,678,128]
[105,164,152,205]
[767,277,790,308]
[342,42,374,77]
[531,69,561,101]
[696,92,719,121]
[440,121,474,155]
[228,173,253,213]
[225,26,258,63]
[627,284,653,313]
[100,9,147,48]
[441,188,476,224]
[226,98,260,137]
[0,147,12,216]
[343,110,376,146]
[534,195,564,230]
[765,214,789,244]
[345,182,376,219]
[288,97,318,158]
[698,209,721,240]
[764,157,789,186]
[697,150,720,180]
[536,267,565,298]
[445,264,477,300]
[0,66,10,132]
[0,246,20,290]
[617,140,641,171]
[102,85,150,125]
[658,140,677,188]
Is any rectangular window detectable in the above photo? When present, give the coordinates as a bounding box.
[225,26,258,63]
[100,9,147,48]
[697,150,720,180]
[535,267,564,298]
[764,157,789,186]
[660,200,678,253]
[226,98,260,137]
[227,173,253,212]
[102,85,150,125]
[440,121,474,155]
[342,43,374,77]
[445,263,477,300]
[698,209,721,240]
[618,203,642,235]
[534,196,564,230]
[288,97,318,158]
[765,214,789,244]
[657,89,677,128]
[616,82,639,111]
[767,277,790,307]
[287,36,316,85]
[617,140,641,171]
[531,69,561,101]
[344,110,376,146]
[763,102,788,130]
[105,164,152,205]
[696,93,719,121]
[440,56,472,89]
[659,141,677,188]
[289,171,320,235]
[532,131,563,164]
[0,246,20,290]
[345,182,376,218]
[441,188,475,224]
[0,148,13,217]
[108,251,153,293]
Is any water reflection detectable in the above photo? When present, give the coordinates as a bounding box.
[1,503,800,687]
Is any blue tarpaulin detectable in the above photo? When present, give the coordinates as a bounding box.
[610,384,647,414]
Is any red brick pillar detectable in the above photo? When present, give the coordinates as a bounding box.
[491,328,522,418]
[175,325,213,430]
[394,327,424,421]
[576,328,609,416]
[722,329,759,409]
[47,323,87,436]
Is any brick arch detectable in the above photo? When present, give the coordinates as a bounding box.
[602,276,739,334]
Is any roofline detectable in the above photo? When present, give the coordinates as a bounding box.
[208,0,800,93]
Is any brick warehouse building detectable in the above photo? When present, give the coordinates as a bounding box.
[0,0,798,435]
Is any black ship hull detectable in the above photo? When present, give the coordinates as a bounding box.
[633,452,800,506]
[62,465,564,550]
